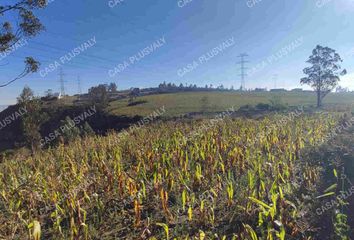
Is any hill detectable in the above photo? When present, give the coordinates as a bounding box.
[106,91,354,118]
[1,90,354,153]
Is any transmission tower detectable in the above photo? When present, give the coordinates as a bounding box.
[58,68,66,97]
[77,75,82,100]
[237,53,249,91]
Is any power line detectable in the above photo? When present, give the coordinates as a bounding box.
[3,35,127,74]
[24,46,113,70]
[237,53,249,91]
[29,40,117,64]
[6,50,112,72]
[44,30,123,55]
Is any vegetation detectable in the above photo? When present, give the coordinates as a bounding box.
[107,91,354,118]
[128,88,141,104]
[0,0,46,87]
[88,84,110,109]
[0,112,345,239]
[88,83,119,108]
[301,45,347,108]
[1,2,353,239]
[157,82,231,93]
[18,86,47,152]
[58,116,95,145]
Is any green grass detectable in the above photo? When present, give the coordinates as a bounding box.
[106,91,354,117]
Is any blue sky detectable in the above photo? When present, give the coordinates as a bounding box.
[1,0,354,105]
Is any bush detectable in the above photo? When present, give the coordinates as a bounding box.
[256,103,271,111]
[239,104,255,112]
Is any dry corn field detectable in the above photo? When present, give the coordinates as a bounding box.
[0,113,341,239]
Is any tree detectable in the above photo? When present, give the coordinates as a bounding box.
[0,1,46,87]
[108,82,117,92]
[158,81,167,89]
[301,45,347,108]
[88,84,109,108]
[128,88,140,103]
[81,122,95,137]
[60,116,81,144]
[17,86,46,152]
[217,84,224,90]
[17,85,34,103]
[44,89,53,97]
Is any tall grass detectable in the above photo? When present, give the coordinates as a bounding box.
[0,113,339,239]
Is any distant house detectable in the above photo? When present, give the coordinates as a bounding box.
[336,86,349,93]
[291,88,303,92]
[41,92,62,101]
[254,88,267,92]
[53,92,62,99]
[270,88,287,92]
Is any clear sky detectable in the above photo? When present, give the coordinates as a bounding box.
[1,0,354,105]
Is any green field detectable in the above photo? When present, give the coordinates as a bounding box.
[106,91,354,117]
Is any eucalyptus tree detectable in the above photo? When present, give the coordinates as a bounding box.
[0,0,47,87]
[301,45,347,108]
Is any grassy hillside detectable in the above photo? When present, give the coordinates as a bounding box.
[106,91,354,117]
[2,91,353,153]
